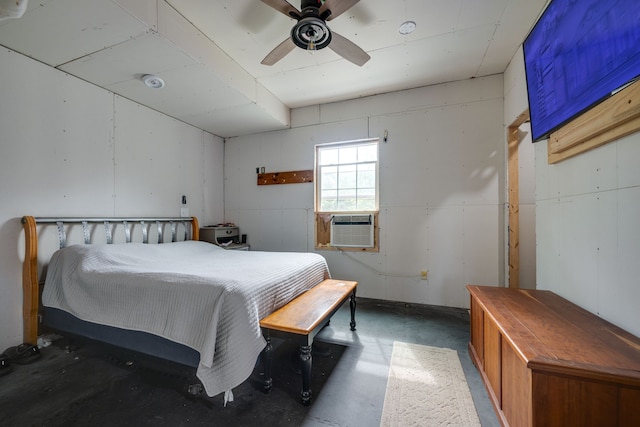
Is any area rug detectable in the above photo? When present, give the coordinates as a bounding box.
[380,342,481,427]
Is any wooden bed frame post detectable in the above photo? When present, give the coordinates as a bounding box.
[22,215,39,345]
[191,216,199,241]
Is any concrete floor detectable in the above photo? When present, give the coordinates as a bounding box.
[0,298,499,426]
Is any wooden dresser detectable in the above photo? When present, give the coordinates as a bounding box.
[467,285,640,427]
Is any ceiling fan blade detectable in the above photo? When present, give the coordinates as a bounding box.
[328,31,370,66]
[261,37,297,66]
[319,0,360,21]
[260,0,301,19]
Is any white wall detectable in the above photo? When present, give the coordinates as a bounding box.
[535,127,640,337]
[505,49,640,338]
[0,48,225,350]
[225,76,505,309]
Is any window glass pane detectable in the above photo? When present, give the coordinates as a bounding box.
[357,163,376,188]
[356,186,375,211]
[338,188,357,198]
[321,200,338,211]
[358,188,376,198]
[338,164,356,189]
[358,144,377,162]
[319,148,339,165]
[320,189,337,211]
[338,188,357,211]
[339,146,357,164]
[316,139,378,213]
[357,162,375,172]
[357,198,376,211]
[320,166,337,190]
[321,189,337,200]
[337,199,356,211]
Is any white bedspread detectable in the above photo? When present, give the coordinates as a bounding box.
[42,240,330,397]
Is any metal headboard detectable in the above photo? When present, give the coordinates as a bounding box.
[28,217,198,249]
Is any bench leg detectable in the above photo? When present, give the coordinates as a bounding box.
[350,292,357,331]
[262,335,273,394]
[299,344,312,406]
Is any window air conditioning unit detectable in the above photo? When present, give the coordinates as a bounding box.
[330,214,374,248]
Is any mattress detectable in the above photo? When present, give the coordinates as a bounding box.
[42,240,330,397]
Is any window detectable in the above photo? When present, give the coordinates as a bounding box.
[315,139,379,213]
[314,138,379,251]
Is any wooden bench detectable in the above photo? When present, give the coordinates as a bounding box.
[259,279,357,405]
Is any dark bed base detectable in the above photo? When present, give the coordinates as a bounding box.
[44,308,200,368]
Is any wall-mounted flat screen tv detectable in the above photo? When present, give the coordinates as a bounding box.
[524,0,640,142]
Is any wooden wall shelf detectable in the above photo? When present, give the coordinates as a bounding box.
[257,170,313,185]
[548,78,640,164]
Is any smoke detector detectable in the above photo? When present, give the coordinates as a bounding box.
[142,74,165,89]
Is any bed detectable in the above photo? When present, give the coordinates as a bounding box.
[21,216,330,399]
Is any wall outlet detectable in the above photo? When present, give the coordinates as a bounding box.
[420,270,429,280]
[180,207,189,218]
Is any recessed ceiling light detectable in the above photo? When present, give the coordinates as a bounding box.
[398,21,416,35]
[142,74,165,89]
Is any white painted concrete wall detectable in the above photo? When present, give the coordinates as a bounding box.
[0,48,225,350]
[225,75,505,309]
[505,49,640,338]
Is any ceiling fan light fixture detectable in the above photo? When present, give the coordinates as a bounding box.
[398,20,416,35]
[142,74,165,89]
[307,38,317,53]
[307,31,320,53]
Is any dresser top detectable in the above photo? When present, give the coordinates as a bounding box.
[467,285,640,385]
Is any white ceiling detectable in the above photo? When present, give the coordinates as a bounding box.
[0,0,548,138]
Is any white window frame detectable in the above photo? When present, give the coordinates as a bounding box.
[314,138,379,214]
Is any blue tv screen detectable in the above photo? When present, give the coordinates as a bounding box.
[523,0,640,142]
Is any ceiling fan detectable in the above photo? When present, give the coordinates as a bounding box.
[260,0,370,66]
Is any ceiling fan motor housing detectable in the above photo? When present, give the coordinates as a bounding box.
[301,0,324,11]
[291,15,332,50]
